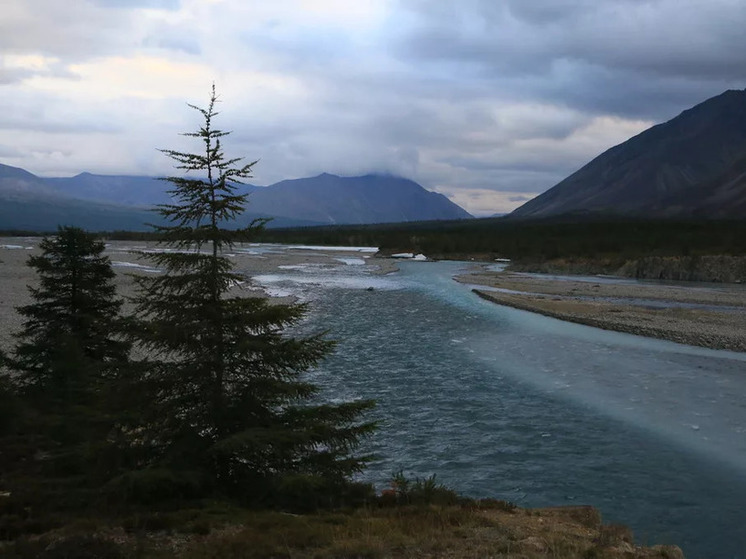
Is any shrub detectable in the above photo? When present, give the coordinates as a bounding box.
[384,471,460,506]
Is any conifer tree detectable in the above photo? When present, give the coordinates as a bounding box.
[12,228,129,387]
[2,227,131,503]
[130,86,375,505]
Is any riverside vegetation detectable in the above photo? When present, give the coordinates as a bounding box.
[254,218,746,283]
[0,90,684,557]
[52,217,746,283]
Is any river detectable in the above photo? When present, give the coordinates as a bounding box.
[253,256,746,559]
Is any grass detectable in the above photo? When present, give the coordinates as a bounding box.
[0,499,684,558]
[0,473,682,558]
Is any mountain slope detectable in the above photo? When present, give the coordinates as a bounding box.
[0,164,156,231]
[42,171,471,225]
[1,165,471,231]
[45,173,172,207]
[248,173,472,224]
[0,163,63,201]
[45,172,258,207]
[512,89,746,218]
[653,153,746,218]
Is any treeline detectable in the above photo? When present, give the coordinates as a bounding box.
[6,215,746,264]
[0,230,51,238]
[252,217,746,262]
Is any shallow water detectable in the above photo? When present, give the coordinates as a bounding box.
[252,257,746,559]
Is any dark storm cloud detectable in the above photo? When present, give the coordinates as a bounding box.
[4,0,746,214]
[396,0,746,120]
[442,155,581,176]
[503,0,601,24]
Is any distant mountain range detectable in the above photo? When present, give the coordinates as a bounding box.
[512,89,746,219]
[8,88,745,231]
[0,166,472,231]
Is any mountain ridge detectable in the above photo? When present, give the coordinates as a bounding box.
[0,164,472,231]
[511,88,746,219]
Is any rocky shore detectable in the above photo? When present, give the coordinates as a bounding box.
[457,267,746,352]
[0,238,390,352]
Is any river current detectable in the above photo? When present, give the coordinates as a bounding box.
[253,256,746,559]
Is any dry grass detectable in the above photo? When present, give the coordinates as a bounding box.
[2,503,684,558]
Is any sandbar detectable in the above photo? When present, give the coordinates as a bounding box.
[456,266,746,352]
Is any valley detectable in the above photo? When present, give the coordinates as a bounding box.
[4,3,746,556]
[4,238,746,557]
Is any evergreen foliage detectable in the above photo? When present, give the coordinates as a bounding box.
[0,226,131,507]
[129,86,375,506]
[254,218,746,261]
[11,228,129,389]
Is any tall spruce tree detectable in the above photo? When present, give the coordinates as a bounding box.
[2,227,131,504]
[130,86,375,505]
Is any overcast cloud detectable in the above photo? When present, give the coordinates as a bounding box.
[1,0,744,215]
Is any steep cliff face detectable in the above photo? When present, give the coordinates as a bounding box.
[512,89,746,218]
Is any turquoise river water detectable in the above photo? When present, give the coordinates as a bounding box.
[253,256,746,559]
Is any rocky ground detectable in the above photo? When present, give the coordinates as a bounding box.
[456,266,746,352]
[0,238,393,353]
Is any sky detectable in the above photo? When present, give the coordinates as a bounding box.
[1,0,745,215]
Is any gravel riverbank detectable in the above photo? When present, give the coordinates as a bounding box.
[5,237,744,353]
[456,266,746,352]
[0,238,391,353]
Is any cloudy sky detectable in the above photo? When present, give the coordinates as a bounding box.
[2,0,745,215]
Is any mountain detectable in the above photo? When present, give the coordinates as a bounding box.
[44,171,471,225]
[0,165,471,231]
[0,163,62,201]
[45,172,258,207]
[0,164,153,231]
[651,152,746,217]
[45,173,173,207]
[248,173,472,224]
[511,89,746,219]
